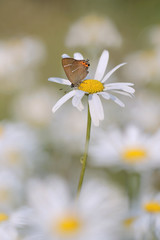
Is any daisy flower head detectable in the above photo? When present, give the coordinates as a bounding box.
[27,176,125,240]
[131,193,160,240]
[128,91,160,132]
[124,48,160,84]
[0,37,46,93]
[117,192,160,240]
[0,121,43,177]
[119,195,160,240]
[0,207,31,240]
[65,14,123,49]
[49,50,135,126]
[90,125,160,172]
[118,199,142,240]
[0,170,22,210]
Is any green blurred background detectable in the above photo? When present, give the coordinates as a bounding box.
[1,0,160,97]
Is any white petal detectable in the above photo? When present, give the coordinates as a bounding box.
[61,54,70,58]
[48,77,71,86]
[105,85,135,94]
[102,63,126,83]
[111,90,133,97]
[98,92,110,99]
[99,92,125,107]
[93,94,104,120]
[105,82,134,87]
[94,50,109,81]
[88,95,99,127]
[52,90,76,113]
[88,94,104,126]
[76,101,84,111]
[10,207,31,226]
[108,94,125,107]
[74,52,84,60]
[72,90,85,111]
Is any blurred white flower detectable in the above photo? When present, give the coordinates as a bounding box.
[117,199,141,240]
[27,176,125,240]
[0,37,46,92]
[128,91,160,131]
[118,192,160,240]
[123,48,160,83]
[0,207,31,240]
[11,87,57,127]
[90,125,160,172]
[132,193,160,240]
[119,196,160,240]
[0,170,22,210]
[0,227,18,240]
[49,50,134,126]
[0,122,43,176]
[65,14,122,49]
[147,25,160,47]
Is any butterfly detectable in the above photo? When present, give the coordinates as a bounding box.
[62,58,90,87]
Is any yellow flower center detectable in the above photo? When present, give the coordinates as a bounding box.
[123,217,136,227]
[122,147,147,163]
[78,79,104,94]
[0,213,9,223]
[144,201,160,213]
[55,214,82,236]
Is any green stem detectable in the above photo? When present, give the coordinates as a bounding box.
[124,171,140,208]
[77,102,91,197]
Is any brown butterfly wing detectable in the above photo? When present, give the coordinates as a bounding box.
[62,58,89,86]
[62,58,75,81]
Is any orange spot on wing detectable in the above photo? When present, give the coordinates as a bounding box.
[81,61,89,67]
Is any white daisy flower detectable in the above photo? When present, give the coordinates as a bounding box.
[0,207,31,240]
[0,37,46,93]
[119,195,160,240]
[123,48,160,83]
[11,87,58,127]
[65,14,123,49]
[90,125,160,172]
[27,177,125,240]
[0,227,18,240]
[147,25,160,47]
[0,122,43,176]
[121,212,139,240]
[117,191,160,240]
[132,193,160,240]
[0,170,22,210]
[49,50,135,126]
[128,91,160,131]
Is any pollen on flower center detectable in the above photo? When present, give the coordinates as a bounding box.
[55,214,82,235]
[0,213,9,223]
[144,201,160,213]
[122,147,147,163]
[78,79,104,94]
